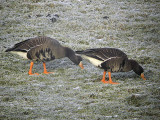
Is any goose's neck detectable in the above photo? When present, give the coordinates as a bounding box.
[64,47,78,64]
[127,59,144,75]
[64,47,75,58]
[123,59,132,72]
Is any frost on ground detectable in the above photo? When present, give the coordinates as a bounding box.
[0,0,160,119]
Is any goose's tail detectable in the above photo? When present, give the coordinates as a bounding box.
[5,48,14,52]
[75,50,84,54]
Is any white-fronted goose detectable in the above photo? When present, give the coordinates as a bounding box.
[6,36,84,75]
[76,48,146,84]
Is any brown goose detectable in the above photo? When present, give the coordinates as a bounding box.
[5,36,84,75]
[76,48,146,84]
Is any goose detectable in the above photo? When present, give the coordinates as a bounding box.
[76,48,146,84]
[5,36,84,75]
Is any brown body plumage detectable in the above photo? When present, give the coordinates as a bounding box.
[76,48,146,84]
[6,36,84,75]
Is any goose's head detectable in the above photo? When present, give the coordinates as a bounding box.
[129,59,146,80]
[65,47,84,69]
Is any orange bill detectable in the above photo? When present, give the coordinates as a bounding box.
[79,61,84,69]
[141,73,146,80]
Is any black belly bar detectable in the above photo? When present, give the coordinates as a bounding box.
[35,49,55,62]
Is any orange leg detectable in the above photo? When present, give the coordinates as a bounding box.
[28,61,39,75]
[43,62,54,74]
[101,71,119,84]
[101,70,107,83]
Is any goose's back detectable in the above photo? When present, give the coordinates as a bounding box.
[6,36,65,62]
[8,36,60,52]
[78,48,127,61]
[77,48,129,72]
[26,36,65,61]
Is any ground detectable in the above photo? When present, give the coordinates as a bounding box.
[0,0,160,119]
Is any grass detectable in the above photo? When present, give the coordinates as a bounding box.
[0,0,160,119]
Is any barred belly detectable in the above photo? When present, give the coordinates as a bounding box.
[35,48,55,62]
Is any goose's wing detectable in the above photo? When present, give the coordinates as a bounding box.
[76,48,127,61]
[101,57,127,72]
[5,36,48,52]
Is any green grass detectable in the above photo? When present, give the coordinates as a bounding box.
[0,0,160,119]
